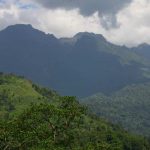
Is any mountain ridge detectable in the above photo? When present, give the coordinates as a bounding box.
[0,24,150,97]
[4,24,150,48]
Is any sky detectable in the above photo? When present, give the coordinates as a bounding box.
[0,0,150,47]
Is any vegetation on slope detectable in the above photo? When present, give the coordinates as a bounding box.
[81,83,150,137]
[1,97,150,150]
[0,74,150,149]
[0,73,57,119]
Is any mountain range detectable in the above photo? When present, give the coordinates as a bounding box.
[0,24,150,97]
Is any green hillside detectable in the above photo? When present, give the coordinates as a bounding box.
[0,74,150,149]
[0,73,57,119]
[81,83,150,137]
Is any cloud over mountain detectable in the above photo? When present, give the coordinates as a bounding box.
[0,0,150,46]
[31,0,132,16]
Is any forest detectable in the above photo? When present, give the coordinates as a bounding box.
[0,73,150,150]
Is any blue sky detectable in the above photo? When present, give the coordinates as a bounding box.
[17,3,37,9]
[0,0,150,47]
[0,0,36,9]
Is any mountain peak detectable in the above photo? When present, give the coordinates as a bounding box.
[138,43,150,48]
[74,32,106,41]
[2,24,39,35]
[60,32,106,45]
[1,24,57,41]
[5,24,33,31]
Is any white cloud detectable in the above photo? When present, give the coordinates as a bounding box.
[106,0,150,46]
[22,9,105,37]
[0,0,105,37]
[0,0,150,47]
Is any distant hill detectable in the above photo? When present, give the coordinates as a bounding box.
[0,24,150,97]
[0,74,150,150]
[133,43,150,60]
[81,83,150,136]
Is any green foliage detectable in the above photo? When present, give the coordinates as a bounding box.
[0,73,57,119]
[0,97,150,149]
[32,83,57,99]
[0,97,84,149]
[82,83,150,137]
[0,74,150,149]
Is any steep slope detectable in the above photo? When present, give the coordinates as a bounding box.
[0,73,57,119]
[0,24,150,97]
[133,43,150,60]
[81,83,150,136]
[58,33,150,96]
[0,24,67,86]
[0,74,150,150]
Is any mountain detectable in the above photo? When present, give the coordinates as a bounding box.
[0,24,150,97]
[81,83,150,136]
[133,43,150,60]
[0,24,65,85]
[0,74,150,150]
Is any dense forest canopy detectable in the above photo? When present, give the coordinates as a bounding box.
[0,74,150,149]
[81,83,150,137]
